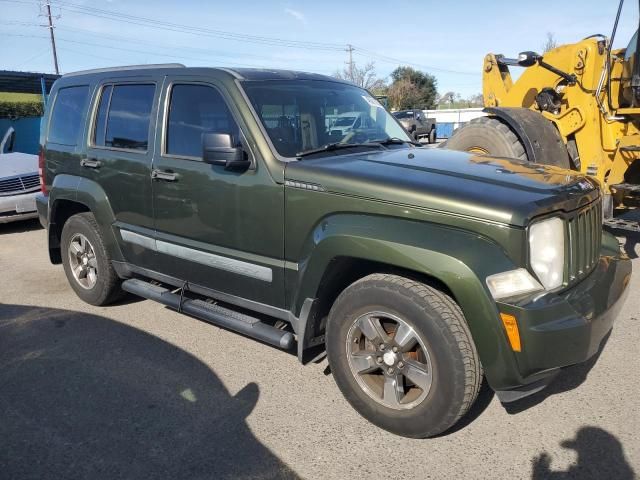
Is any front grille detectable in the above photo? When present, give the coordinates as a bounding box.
[0,173,39,196]
[567,200,602,283]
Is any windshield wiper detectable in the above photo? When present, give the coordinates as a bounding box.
[370,137,422,147]
[296,142,384,159]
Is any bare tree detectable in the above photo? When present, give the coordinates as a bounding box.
[467,93,484,107]
[334,61,386,92]
[438,91,456,107]
[542,32,558,53]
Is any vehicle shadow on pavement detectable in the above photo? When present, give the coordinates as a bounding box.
[531,426,636,479]
[0,303,300,480]
[0,218,42,234]
[503,332,610,415]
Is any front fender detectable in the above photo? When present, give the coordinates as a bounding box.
[293,213,522,391]
[50,174,124,263]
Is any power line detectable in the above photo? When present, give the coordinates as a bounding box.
[354,48,477,76]
[0,33,291,70]
[12,48,51,70]
[4,0,345,51]
[3,21,341,66]
[2,0,479,77]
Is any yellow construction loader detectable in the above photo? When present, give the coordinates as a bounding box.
[445,0,640,232]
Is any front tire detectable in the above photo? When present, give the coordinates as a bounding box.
[326,274,482,438]
[61,212,123,306]
[444,116,527,160]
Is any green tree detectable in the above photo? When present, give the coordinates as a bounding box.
[388,66,438,109]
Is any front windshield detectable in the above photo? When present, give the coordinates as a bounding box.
[393,111,413,119]
[241,80,410,157]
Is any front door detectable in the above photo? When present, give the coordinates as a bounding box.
[150,77,285,307]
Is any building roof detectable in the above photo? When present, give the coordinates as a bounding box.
[0,70,61,94]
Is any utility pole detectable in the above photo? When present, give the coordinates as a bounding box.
[44,0,59,74]
[345,44,354,81]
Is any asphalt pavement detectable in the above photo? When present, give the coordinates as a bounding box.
[1,219,638,480]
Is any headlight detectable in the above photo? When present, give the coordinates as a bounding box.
[486,268,544,300]
[529,216,565,290]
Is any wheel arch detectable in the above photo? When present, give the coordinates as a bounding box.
[302,256,456,347]
[483,107,569,167]
[48,174,124,264]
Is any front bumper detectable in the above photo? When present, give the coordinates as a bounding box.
[0,190,38,224]
[493,234,632,402]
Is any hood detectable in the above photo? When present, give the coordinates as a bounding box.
[284,147,599,226]
[0,152,38,178]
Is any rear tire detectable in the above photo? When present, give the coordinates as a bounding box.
[61,212,123,306]
[428,128,436,144]
[444,116,527,160]
[326,274,482,438]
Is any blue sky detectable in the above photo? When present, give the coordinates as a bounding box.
[1,0,638,97]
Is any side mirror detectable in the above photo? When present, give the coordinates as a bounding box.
[202,133,251,171]
[517,51,541,67]
[415,114,422,120]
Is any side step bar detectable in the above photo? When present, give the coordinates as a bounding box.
[604,217,640,233]
[122,278,295,350]
[610,183,640,194]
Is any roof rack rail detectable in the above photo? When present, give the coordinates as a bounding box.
[63,63,186,77]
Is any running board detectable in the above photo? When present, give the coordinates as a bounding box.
[610,183,640,195]
[604,217,640,233]
[122,278,295,349]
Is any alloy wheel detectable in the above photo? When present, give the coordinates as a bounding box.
[345,311,433,410]
[67,233,98,290]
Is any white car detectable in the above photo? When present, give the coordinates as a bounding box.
[0,127,40,224]
[328,111,366,136]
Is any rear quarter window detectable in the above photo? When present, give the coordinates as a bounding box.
[47,86,90,146]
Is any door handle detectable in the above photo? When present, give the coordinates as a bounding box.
[151,169,177,182]
[80,158,101,169]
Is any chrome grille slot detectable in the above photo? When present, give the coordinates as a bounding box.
[0,173,39,196]
[567,200,602,283]
[20,174,40,190]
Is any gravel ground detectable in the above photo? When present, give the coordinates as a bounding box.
[1,219,638,480]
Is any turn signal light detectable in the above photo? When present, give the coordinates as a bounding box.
[500,313,521,352]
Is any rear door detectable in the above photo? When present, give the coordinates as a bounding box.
[85,79,159,269]
[150,76,286,307]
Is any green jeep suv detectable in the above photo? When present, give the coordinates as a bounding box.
[36,64,631,438]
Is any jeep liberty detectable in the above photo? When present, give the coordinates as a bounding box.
[37,65,631,438]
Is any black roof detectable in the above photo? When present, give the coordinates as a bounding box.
[0,70,61,94]
[229,68,347,83]
[59,64,346,84]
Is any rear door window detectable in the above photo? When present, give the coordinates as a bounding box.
[48,86,90,146]
[93,84,155,151]
[165,84,239,158]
